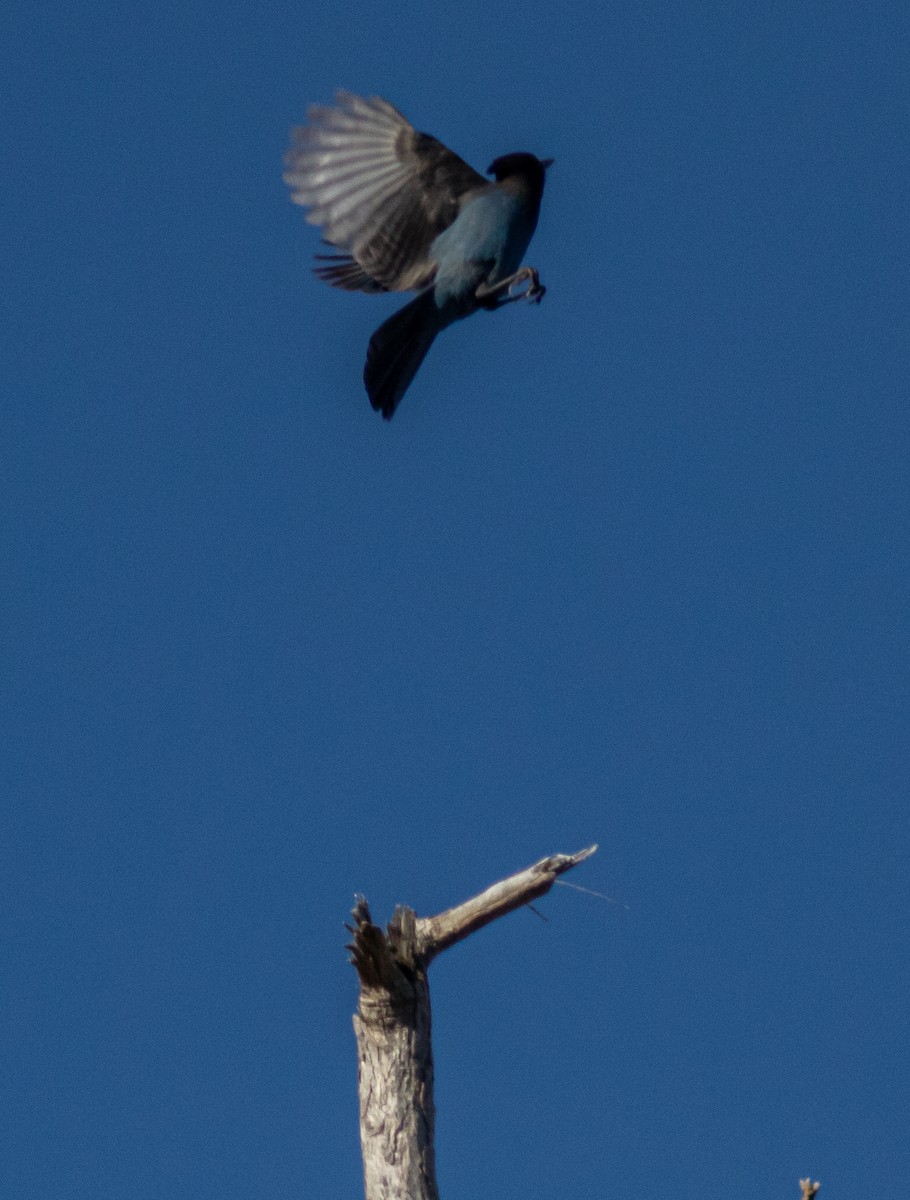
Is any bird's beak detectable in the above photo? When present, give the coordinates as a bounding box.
[541,158,554,170]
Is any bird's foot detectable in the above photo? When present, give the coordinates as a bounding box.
[508,268,546,304]
[477,266,547,308]
[526,275,546,304]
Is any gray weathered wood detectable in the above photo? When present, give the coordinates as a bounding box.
[347,845,597,1200]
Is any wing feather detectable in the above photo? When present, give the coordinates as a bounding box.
[284,91,487,292]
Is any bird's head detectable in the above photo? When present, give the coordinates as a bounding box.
[486,153,554,184]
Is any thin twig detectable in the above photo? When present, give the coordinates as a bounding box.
[555,878,630,910]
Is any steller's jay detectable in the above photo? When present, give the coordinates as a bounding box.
[284,91,551,419]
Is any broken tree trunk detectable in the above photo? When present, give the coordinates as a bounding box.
[346,845,597,1200]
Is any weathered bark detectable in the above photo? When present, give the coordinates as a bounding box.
[347,845,597,1200]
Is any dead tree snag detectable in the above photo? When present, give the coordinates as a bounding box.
[346,845,597,1200]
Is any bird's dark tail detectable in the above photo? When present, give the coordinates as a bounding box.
[364,290,446,419]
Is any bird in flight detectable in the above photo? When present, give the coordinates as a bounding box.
[284,91,551,419]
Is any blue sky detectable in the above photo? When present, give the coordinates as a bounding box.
[2,1,908,1197]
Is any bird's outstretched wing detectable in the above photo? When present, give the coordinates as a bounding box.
[284,91,488,293]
